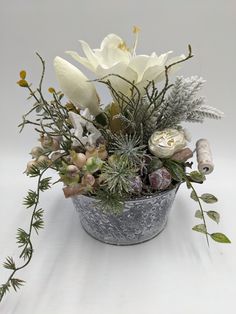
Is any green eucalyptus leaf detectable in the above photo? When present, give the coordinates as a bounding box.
[164,160,185,182]
[189,171,206,183]
[200,193,218,204]
[195,210,203,219]
[192,224,207,234]
[190,190,198,202]
[148,157,163,172]
[207,211,220,224]
[210,233,231,243]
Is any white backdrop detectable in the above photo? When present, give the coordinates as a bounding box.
[0,1,235,313]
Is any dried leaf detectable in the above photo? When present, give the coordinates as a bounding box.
[20,70,26,79]
[17,79,28,87]
[48,87,56,93]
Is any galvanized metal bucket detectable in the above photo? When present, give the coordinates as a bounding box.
[72,185,179,245]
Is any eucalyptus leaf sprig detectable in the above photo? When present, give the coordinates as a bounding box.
[164,159,231,245]
[188,179,230,245]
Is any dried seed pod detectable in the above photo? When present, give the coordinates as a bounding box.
[149,167,172,190]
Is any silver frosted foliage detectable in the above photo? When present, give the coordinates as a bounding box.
[157,76,223,129]
[72,185,179,245]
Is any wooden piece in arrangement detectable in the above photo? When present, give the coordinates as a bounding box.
[196,139,214,175]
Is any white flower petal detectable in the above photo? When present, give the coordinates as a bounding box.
[96,62,138,96]
[79,40,100,70]
[154,51,173,65]
[96,47,130,68]
[68,111,85,129]
[68,111,101,146]
[136,64,165,93]
[99,33,124,50]
[65,50,96,72]
[53,57,100,116]
[128,55,151,82]
[63,34,186,100]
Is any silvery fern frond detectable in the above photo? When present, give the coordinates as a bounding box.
[186,105,224,122]
[157,76,223,129]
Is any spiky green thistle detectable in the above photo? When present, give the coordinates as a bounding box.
[109,133,147,165]
[101,156,138,195]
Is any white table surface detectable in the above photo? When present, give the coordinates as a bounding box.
[0,154,235,314]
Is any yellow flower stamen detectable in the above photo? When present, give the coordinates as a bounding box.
[132,25,141,56]
[118,41,129,51]
[132,25,141,34]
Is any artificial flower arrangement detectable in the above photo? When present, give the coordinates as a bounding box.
[0,27,231,302]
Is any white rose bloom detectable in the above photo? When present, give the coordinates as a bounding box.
[54,57,101,116]
[66,33,185,96]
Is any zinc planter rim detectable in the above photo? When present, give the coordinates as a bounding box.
[73,182,180,204]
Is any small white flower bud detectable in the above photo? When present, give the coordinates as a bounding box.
[66,165,79,178]
[51,152,63,162]
[30,146,44,158]
[51,139,60,151]
[40,135,53,149]
[37,155,51,167]
[25,160,38,174]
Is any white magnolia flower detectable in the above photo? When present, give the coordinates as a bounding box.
[54,57,101,116]
[66,33,185,96]
[68,109,101,146]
